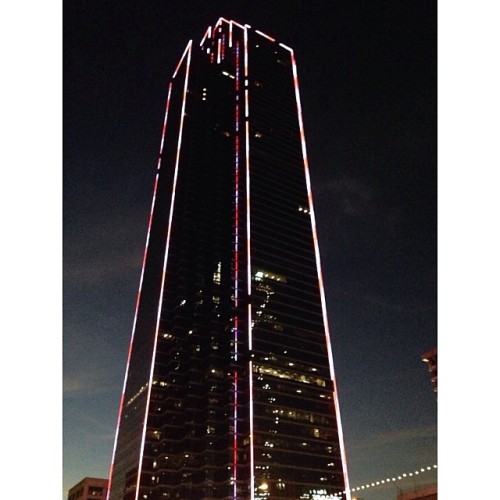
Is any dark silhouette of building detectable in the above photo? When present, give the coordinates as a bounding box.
[107,18,350,500]
[68,477,108,500]
[421,348,437,394]
[397,484,437,500]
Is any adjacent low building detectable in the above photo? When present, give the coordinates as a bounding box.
[421,348,437,394]
[68,477,108,500]
[397,483,437,500]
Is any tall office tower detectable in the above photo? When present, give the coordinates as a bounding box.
[107,18,351,500]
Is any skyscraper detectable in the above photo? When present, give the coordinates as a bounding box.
[107,18,351,500]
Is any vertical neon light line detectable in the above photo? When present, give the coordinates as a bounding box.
[232,40,241,500]
[134,40,193,500]
[229,20,233,48]
[243,24,255,500]
[243,28,251,345]
[233,371,239,499]
[290,50,351,500]
[105,80,174,500]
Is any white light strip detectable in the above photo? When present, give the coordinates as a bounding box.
[244,26,249,78]
[245,119,251,350]
[243,24,255,500]
[290,50,351,500]
[229,20,233,47]
[234,41,240,361]
[105,79,174,500]
[255,29,275,42]
[231,19,246,30]
[134,40,193,500]
[217,38,221,64]
[279,42,293,53]
[346,465,437,494]
[248,360,255,499]
[173,41,192,79]
[200,25,211,47]
[216,16,230,28]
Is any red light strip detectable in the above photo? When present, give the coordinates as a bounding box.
[105,78,175,500]
[134,40,193,500]
[159,84,173,155]
[255,29,275,42]
[290,50,352,500]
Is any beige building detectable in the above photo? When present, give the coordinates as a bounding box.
[67,477,108,500]
[421,347,437,394]
[397,484,437,499]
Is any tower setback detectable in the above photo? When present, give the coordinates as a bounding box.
[107,18,350,500]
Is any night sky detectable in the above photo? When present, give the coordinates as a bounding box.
[62,1,440,499]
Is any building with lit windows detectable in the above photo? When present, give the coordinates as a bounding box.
[107,18,351,500]
[421,348,437,395]
[397,484,437,500]
[68,477,108,500]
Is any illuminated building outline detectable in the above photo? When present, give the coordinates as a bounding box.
[107,20,350,500]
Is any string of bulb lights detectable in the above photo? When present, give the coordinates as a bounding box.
[345,464,437,495]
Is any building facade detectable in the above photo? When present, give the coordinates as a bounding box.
[107,18,350,500]
[421,348,437,395]
[68,477,108,500]
[397,484,437,500]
